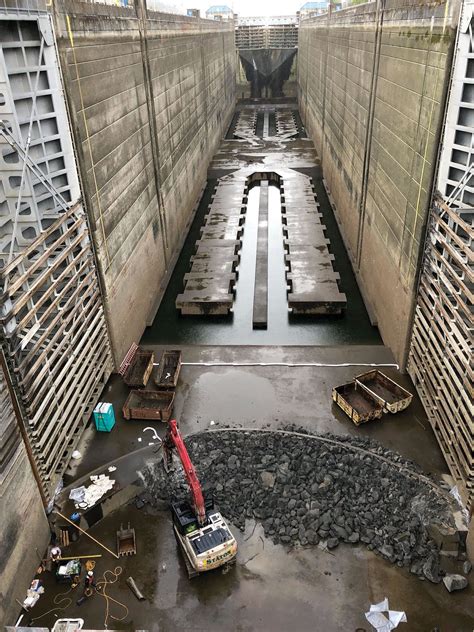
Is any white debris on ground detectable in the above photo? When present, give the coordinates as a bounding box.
[23,579,44,609]
[69,474,115,509]
[365,598,407,632]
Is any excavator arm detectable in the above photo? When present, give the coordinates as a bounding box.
[163,420,206,526]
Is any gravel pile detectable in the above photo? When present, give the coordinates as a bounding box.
[141,429,456,583]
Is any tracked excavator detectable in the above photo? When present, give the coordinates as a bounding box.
[163,420,237,577]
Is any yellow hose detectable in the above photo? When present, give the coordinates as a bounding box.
[30,564,129,628]
[95,566,129,628]
[29,588,73,624]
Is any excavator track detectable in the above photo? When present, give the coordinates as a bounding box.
[174,529,199,579]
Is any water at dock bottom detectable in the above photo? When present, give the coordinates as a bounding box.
[143,170,381,347]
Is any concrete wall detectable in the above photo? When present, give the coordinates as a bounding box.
[52,0,236,365]
[298,0,459,367]
[0,361,49,626]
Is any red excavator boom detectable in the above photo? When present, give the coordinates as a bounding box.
[163,420,206,526]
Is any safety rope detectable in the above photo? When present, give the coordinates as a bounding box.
[29,561,129,628]
[29,587,73,624]
[196,427,453,501]
[95,566,129,629]
[156,361,400,369]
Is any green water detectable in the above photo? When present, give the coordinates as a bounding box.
[142,167,380,346]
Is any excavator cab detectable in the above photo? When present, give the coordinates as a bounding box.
[171,499,237,578]
[163,420,237,577]
[171,498,215,536]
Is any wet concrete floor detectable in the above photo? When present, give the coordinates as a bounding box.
[67,345,447,485]
[26,503,473,631]
[28,102,473,631]
[42,353,474,629]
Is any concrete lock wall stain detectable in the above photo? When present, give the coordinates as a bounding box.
[297,0,459,369]
[52,0,237,366]
[0,0,472,628]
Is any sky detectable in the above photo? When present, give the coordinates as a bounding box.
[149,0,303,17]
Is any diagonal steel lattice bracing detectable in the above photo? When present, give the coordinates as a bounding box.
[0,15,79,268]
[408,0,474,508]
[0,10,112,501]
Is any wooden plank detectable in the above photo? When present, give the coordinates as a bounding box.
[1,200,113,495]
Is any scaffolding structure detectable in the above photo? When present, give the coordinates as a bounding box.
[0,354,21,483]
[408,196,473,503]
[408,0,474,507]
[235,21,298,49]
[0,10,112,500]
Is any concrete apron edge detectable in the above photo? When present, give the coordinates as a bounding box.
[155,360,400,368]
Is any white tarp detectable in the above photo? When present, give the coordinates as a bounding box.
[69,475,115,509]
[365,598,407,632]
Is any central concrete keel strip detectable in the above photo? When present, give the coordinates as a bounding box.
[253,182,269,329]
[263,111,270,138]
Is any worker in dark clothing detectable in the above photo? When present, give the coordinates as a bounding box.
[77,570,96,606]
[84,570,96,592]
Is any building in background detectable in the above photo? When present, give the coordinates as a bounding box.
[299,1,342,17]
[299,1,328,17]
[205,5,233,20]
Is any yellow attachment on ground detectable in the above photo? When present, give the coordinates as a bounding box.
[85,559,96,571]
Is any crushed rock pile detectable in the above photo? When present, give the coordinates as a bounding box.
[141,429,456,583]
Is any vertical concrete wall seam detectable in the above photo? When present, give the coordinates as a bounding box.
[64,14,110,267]
[356,0,384,267]
[298,0,459,367]
[53,2,237,364]
[136,0,169,257]
[49,7,117,364]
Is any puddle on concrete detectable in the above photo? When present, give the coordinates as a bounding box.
[24,500,474,632]
[185,369,277,424]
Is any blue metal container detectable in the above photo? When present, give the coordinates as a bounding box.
[93,402,116,432]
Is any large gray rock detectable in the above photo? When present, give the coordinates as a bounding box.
[260,471,276,489]
[423,554,441,584]
[443,574,468,592]
[141,428,455,584]
[228,455,239,469]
